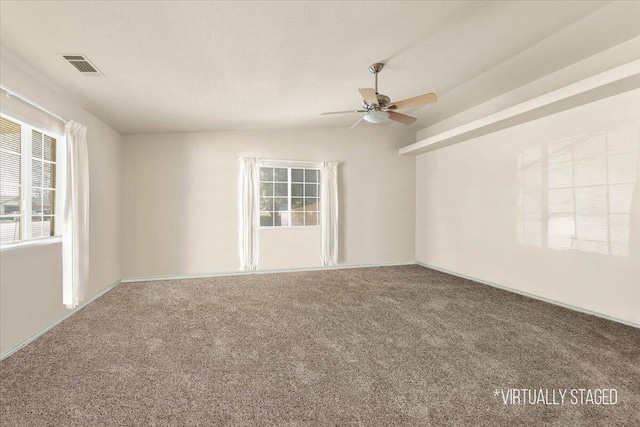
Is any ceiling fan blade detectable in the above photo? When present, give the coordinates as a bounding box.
[388,111,417,125]
[390,93,437,110]
[321,109,367,115]
[358,88,378,106]
[350,117,365,130]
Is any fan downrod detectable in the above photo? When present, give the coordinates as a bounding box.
[368,63,384,95]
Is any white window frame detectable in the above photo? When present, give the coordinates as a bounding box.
[0,113,65,250]
[259,160,321,229]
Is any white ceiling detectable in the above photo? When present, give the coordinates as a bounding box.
[0,1,633,134]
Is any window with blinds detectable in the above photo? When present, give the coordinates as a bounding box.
[0,115,60,245]
[0,118,22,243]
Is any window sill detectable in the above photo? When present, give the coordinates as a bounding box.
[0,236,63,252]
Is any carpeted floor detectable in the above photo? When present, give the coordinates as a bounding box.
[1,265,639,426]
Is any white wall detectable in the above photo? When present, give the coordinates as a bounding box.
[415,88,640,325]
[122,126,415,278]
[0,50,123,354]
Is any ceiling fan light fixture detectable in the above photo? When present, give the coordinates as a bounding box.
[321,63,435,128]
[363,110,389,123]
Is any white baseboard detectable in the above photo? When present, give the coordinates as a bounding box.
[6,260,633,362]
[415,261,640,329]
[0,279,122,361]
[2,263,415,360]
[120,261,417,283]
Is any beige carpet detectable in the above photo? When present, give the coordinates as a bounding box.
[1,265,639,426]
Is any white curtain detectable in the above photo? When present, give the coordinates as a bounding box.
[321,161,339,266]
[239,157,260,271]
[63,121,90,309]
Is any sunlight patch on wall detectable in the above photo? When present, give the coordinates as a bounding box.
[517,123,638,256]
[517,147,543,247]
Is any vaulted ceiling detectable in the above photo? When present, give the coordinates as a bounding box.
[1,1,638,134]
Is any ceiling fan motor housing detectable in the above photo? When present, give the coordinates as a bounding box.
[363,93,390,110]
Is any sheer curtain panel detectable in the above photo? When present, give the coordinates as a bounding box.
[321,161,339,266]
[239,157,260,271]
[63,121,89,309]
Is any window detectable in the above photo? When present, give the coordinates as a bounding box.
[259,165,320,227]
[0,115,62,245]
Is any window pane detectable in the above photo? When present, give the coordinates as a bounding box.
[274,168,287,182]
[30,216,42,239]
[43,190,55,215]
[0,217,20,243]
[32,130,43,159]
[291,183,303,197]
[260,197,274,211]
[273,211,283,226]
[260,212,273,227]
[43,216,54,237]
[305,169,319,183]
[304,198,319,211]
[43,162,55,188]
[0,185,20,214]
[260,182,273,197]
[274,183,287,197]
[32,159,43,187]
[32,188,43,213]
[277,211,290,227]
[0,117,21,153]
[291,168,304,182]
[0,151,21,184]
[291,212,304,226]
[305,183,318,197]
[43,135,56,162]
[259,167,273,181]
[274,198,288,211]
[305,211,318,226]
[291,198,303,210]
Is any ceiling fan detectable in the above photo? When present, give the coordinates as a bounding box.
[321,63,437,129]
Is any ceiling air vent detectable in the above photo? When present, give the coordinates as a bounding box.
[59,54,103,77]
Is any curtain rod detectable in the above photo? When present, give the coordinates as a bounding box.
[260,159,322,165]
[0,84,68,124]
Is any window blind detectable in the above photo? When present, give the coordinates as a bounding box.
[0,117,22,243]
